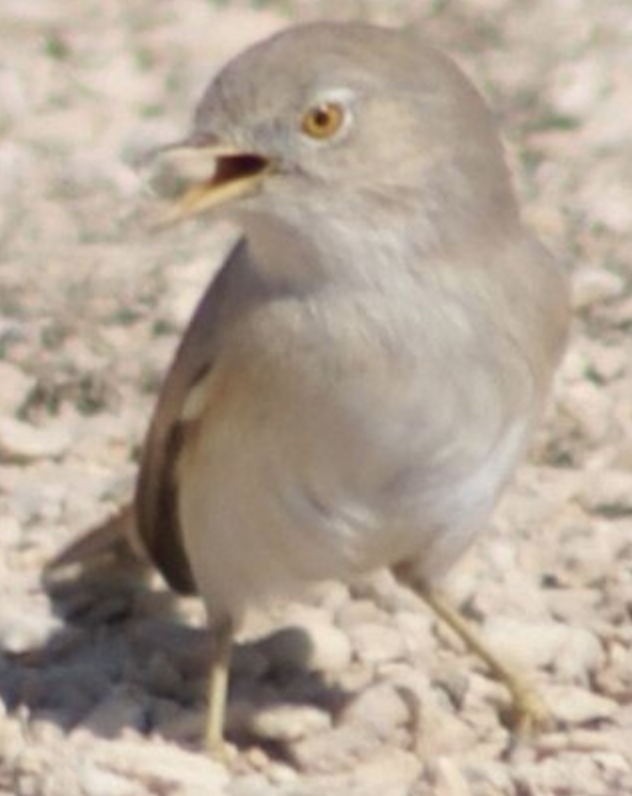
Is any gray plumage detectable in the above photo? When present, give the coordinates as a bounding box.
[134,22,569,622]
[47,22,569,751]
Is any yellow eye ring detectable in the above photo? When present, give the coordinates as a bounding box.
[301,102,345,140]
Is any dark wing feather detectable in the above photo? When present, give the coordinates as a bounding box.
[135,236,247,594]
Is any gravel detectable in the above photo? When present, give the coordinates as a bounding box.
[1,0,631,794]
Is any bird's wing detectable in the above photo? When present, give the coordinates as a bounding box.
[45,236,248,595]
[135,236,248,594]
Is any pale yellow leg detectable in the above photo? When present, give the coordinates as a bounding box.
[206,617,234,756]
[411,585,551,735]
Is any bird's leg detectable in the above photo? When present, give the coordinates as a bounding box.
[396,572,551,735]
[206,616,234,757]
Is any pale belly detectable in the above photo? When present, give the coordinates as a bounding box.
[176,350,532,621]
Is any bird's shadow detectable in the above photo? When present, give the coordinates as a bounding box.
[0,555,353,760]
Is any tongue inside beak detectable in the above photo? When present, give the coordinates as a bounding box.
[145,144,270,226]
[212,154,270,185]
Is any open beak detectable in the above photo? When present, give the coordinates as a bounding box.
[145,138,271,226]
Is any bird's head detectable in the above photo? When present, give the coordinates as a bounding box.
[151,22,517,252]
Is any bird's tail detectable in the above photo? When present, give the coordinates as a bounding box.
[43,503,145,586]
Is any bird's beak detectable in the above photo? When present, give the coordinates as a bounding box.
[145,136,271,226]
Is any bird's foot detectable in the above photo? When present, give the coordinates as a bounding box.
[505,682,553,737]
[206,735,239,766]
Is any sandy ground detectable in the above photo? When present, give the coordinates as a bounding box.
[1,1,631,794]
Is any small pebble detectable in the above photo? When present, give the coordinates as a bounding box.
[572,267,625,310]
[0,361,34,416]
[482,616,604,679]
[560,381,613,444]
[246,703,331,743]
[260,610,352,674]
[343,682,409,741]
[351,748,422,793]
[546,685,618,725]
[79,764,139,796]
[0,417,71,462]
[579,469,632,515]
[291,722,380,774]
[418,758,472,796]
[0,607,60,655]
[81,689,148,738]
[347,622,405,666]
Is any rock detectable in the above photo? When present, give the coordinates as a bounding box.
[267,762,299,787]
[306,621,353,674]
[579,469,632,515]
[512,750,628,795]
[12,478,68,525]
[291,722,380,774]
[535,728,632,758]
[131,620,210,680]
[0,417,71,462]
[557,516,629,586]
[415,758,472,796]
[545,588,602,624]
[415,698,484,761]
[231,643,269,679]
[559,381,613,444]
[309,580,350,614]
[342,682,409,741]
[572,267,625,310]
[611,296,632,327]
[346,623,405,666]
[335,662,374,694]
[548,58,608,120]
[460,761,515,796]
[143,653,183,699]
[261,608,352,674]
[81,689,148,738]
[0,515,20,546]
[386,665,479,758]
[0,606,60,655]
[0,0,71,32]
[349,748,421,794]
[546,686,618,725]
[337,598,388,627]
[0,71,28,126]
[157,258,219,330]
[583,177,632,235]
[79,763,139,796]
[229,774,276,796]
[0,361,34,416]
[88,739,229,792]
[612,438,632,470]
[482,617,604,680]
[244,703,331,743]
[393,611,435,659]
[583,342,628,382]
[155,709,203,745]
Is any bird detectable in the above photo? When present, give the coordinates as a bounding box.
[47,21,570,756]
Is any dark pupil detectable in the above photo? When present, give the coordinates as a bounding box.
[314,108,331,128]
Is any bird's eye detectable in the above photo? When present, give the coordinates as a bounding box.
[301,102,345,140]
